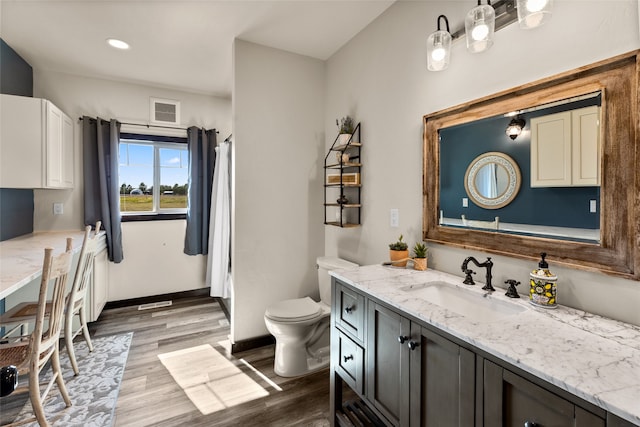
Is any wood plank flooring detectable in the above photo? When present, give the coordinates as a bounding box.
[92,295,333,427]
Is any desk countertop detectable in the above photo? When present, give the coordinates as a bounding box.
[0,230,89,300]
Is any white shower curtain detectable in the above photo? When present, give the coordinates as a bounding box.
[206,140,232,298]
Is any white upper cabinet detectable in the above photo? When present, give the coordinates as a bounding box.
[530,106,600,188]
[0,94,74,189]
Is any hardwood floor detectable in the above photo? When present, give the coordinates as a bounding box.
[92,295,333,427]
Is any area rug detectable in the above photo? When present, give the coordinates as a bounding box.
[10,332,132,427]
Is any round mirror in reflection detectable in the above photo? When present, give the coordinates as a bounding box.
[464,152,521,209]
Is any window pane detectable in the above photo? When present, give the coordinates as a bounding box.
[119,143,154,212]
[159,147,188,210]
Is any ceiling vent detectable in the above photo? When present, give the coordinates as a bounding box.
[150,97,181,126]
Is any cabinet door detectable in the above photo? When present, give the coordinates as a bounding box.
[46,101,64,188]
[409,325,475,427]
[89,246,109,322]
[484,360,604,427]
[530,111,572,187]
[61,113,74,188]
[571,106,600,186]
[366,303,410,426]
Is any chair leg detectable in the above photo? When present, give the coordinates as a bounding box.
[78,307,93,352]
[51,344,72,407]
[64,312,79,376]
[28,362,50,427]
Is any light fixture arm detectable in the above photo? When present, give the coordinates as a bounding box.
[437,15,450,33]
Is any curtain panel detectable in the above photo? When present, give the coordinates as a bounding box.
[82,117,124,263]
[184,127,217,255]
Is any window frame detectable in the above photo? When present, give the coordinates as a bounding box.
[119,133,189,222]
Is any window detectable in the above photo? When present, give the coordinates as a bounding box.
[119,134,188,218]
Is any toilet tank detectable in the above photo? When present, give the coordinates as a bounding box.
[317,256,358,306]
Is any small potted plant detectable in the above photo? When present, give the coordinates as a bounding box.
[336,116,355,145]
[389,234,409,267]
[412,242,428,271]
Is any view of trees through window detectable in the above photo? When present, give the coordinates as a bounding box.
[119,139,188,213]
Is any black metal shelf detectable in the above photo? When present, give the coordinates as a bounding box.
[324,123,362,228]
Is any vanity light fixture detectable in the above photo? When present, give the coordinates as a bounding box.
[465,0,496,53]
[427,15,452,71]
[516,0,553,29]
[506,116,525,140]
[106,38,130,50]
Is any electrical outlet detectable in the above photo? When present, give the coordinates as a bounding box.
[590,199,597,213]
[462,198,469,208]
[53,203,64,215]
[390,209,399,227]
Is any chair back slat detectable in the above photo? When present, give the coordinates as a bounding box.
[68,223,101,311]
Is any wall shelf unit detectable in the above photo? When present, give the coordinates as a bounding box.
[324,123,362,227]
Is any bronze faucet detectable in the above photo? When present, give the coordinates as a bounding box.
[461,256,495,292]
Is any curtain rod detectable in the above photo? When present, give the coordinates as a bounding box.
[78,117,219,134]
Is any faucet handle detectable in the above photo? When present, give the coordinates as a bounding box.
[463,269,476,285]
[504,279,521,298]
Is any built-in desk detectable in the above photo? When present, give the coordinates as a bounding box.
[0,230,87,300]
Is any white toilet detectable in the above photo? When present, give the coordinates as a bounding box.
[264,256,358,377]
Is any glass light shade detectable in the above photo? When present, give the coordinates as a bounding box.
[517,0,553,29]
[506,117,525,140]
[427,30,452,71]
[465,4,495,53]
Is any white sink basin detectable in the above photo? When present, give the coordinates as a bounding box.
[400,281,526,321]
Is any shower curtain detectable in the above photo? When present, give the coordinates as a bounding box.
[206,140,232,298]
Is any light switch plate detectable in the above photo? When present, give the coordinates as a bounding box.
[53,203,63,215]
[390,208,399,227]
[590,199,597,213]
[462,198,469,208]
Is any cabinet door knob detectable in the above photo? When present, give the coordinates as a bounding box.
[407,341,420,350]
[524,422,538,427]
[343,354,354,363]
[397,335,409,344]
[344,305,354,314]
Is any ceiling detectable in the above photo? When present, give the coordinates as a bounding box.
[0,0,395,99]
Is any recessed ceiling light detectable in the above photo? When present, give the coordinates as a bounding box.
[107,38,130,50]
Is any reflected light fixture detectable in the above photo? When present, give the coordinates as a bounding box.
[465,0,495,53]
[517,0,553,29]
[506,116,525,140]
[106,38,130,50]
[427,15,452,72]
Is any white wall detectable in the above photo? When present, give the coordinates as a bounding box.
[33,70,231,299]
[325,0,640,326]
[232,40,325,342]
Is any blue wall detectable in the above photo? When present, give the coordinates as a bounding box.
[0,38,35,243]
[440,97,600,229]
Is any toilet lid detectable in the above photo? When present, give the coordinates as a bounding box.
[265,297,323,322]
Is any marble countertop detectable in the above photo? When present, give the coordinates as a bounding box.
[330,265,640,425]
[0,230,90,300]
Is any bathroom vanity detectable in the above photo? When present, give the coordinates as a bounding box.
[329,266,640,427]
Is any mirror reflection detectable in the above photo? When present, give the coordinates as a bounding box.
[439,91,601,243]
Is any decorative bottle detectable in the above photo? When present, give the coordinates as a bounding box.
[529,252,558,309]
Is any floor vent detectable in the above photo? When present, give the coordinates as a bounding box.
[138,300,172,311]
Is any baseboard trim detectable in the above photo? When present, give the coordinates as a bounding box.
[105,288,211,310]
[231,334,275,354]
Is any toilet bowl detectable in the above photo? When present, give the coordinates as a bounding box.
[264,256,358,377]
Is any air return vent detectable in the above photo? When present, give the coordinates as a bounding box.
[138,300,172,311]
[150,97,180,125]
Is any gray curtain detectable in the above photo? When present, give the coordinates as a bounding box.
[184,127,217,255]
[82,117,124,263]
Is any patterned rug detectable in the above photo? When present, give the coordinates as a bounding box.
[8,332,132,427]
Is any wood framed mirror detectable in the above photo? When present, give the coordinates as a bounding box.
[423,50,639,280]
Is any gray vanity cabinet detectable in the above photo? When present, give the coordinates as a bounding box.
[409,324,476,426]
[483,359,605,426]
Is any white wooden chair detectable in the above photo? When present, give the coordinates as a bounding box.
[461,215,500,230]
[0,240,74,426]
[1,223,101,375]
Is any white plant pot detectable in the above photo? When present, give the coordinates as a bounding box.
[338,133,352,145]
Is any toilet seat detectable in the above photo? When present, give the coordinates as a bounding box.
[265,297,323,323]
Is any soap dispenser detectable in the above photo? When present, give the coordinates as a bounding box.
[529,252,558,309]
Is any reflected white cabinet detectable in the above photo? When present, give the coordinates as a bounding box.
[88,236,109,322]
[0,94,74,189]
[530,106,600,187]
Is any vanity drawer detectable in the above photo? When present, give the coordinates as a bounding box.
[335,283,365,342]
[336,331,364,395]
